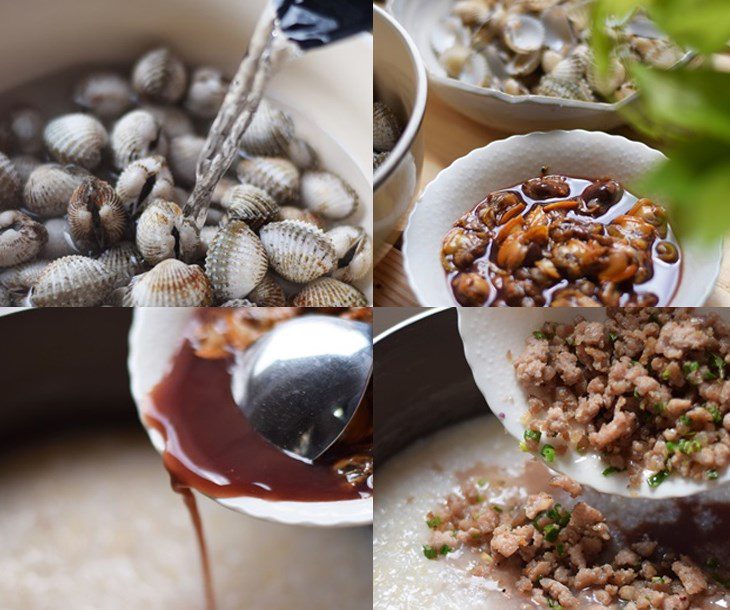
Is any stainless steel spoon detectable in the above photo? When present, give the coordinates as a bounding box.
[231,315,372,462]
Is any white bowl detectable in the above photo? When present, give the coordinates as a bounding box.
[0,0,373,302]
[457,307,730,498]
[373,4,428,263]
[128,308,372,527]
[403,130,723,306]
[388,0,634,133]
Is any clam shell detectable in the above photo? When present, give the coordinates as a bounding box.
[373,102,402,153]
[277,206,326,230]
[111,110,168,170]
[68,177,128,253]
[286,137,319,170]
[240,100,295,157]
[221,184,279,230]
[292,277,367,307]
[29,255,113,306]
[431,16,469,56]
[220,298,256,307]
[41,217,76,260]
[0,152,22,210]
[204,220,268,301]
[452,0,491,26]
[8,107,45,156]
[115,155,175,217]
[132,47,188,104]
[199,225,219,253]
[587,56,626,97]
[0,259,49,292]
[24,163,87,218]
[123,259,212,306]
[43,113,108,170]
[259,219,335,283]
[136,199,200,265]
[97,241,144,288]
[300,171,358,220]
[11,155,41,186]
[211,177,239,206]
[0,210,48,267]
[185,67,228,119]
[168,135,204,187]
[237,157,300,204]
[247,272,286,306]
[327,225,373,283]
[75,72,133,119]
[141,104,195,139]
[503,14,545,54]
[535,75,595,101]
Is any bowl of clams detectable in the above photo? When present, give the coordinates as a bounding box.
[0,0,373,307]
[374,4,428,262]
[388,0,687,133]
[403,130,723,307]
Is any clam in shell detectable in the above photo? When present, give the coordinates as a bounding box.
[111,110,168,170]
[29,255,113,307]
[123,259,212,306]
[286,137,319,171]
[185,67,228,119]
[0,259,48,293]
[68,177,128,253]
[97,241,144,288]
[292,277,368,307]
[0,210,48,267]
[220,298,256,307]
[221,184,279,231]
[115,155,175,217]
[240,100,295,157]
[277,206,326,230]
[300,171,359,220]
[141,104,195,139]
[168,135,204,187]
[327,225,373,283]
[11,155,41,186]
[237,157,300,204]
[373,101,402,153]
[135,199,200,265]
[0,152,22,210]
[247,272,286,307]
[132,47,188,104]
[43,113,108,170]
[74,72,133,119]
[24,163,87,218]
[41,217,76,260]
[204,220,269,302]
[259,219,335,284]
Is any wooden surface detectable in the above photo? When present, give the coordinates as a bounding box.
[373,93,730,307]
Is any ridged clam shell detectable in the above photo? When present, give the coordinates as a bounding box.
[136,199,200,265]
[11,155,41,186]
[0,210,48,267]
[24,163,87,218]
[123,259,212,306]
[0,259,49,292]
[277,206,326,230]
[111,110,168,169]
[220,298,256,307]
[327,225,373,283]
[132,48,188,104]
[97,241,144,288]
[115,155,175,217]
[211,177,239,206]
[221,184,279,230]
[41,217,76,260]
[535,75,595,101]
[259,219,335,284]
[301,171,358,220]
[29,255,113,306]
[8,107,45,156]
[168,135,204,187]
[247,272,286,307]
[373,102,401,153]
[75,72,133,119]
[68,177,128,253]
[185,67,228,119]
[237,157,300,204]
[240,100,295,157]
[141,104,195,139]
[0,152,21,210]
[292,277,367,307]
[199,225,219,253]
[43,113,108,170]
[205,220,268,301]
[287,137,319,170]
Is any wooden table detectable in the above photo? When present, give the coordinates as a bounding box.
[373,93,730,307]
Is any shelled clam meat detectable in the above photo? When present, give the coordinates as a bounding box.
[432,0,684,101]
[0,47,372,307]
[373,100,403,172]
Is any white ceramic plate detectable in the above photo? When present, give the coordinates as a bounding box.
[403,130,723,306]
[128,308,373,527]
[457,307,730,498]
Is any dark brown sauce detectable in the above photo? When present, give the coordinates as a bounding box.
[145,318,373,503]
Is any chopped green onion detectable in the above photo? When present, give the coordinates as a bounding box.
[711,354,726,379]
[491,505,503,513]
[652,576,666,584]
[602,466,622,476]
[633,388,640,399]
[533,331,546,340]
[608,332,618,342]
[544,523,560,542]
[631,359,640,366]
[556,543,565,557]
[439,544,451,556]
[653,402,666,415]
[703,369,717,381]
[683,361,699,378]
[541,444,556,463]
[547,598,563,610]
[524,429,542,442]
[519,441,530,452]
[707,469,719,480]
[648,470,670,488]
[661,368,671,380]
[678,439,701,455]
[426,516,442,529]
[706,404,723,425]
[679,415,692,427]
[666,441,678,455]
[423,545,437,559]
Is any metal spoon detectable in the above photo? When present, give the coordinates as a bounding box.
[231,315,372,462]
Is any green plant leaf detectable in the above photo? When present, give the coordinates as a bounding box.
[649,0,730,54]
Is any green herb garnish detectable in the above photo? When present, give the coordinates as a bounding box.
[648,470,670,488]
[679,415,692,427]
[609,332,618,342]
[707,469,719,480]
[423,545,437,559]
[707,404,723,425]
[661,368,671,380]
[711,354,726,379]
[533,331,546,340]
[666,441,678,455]
[524,429,542,442]
[602,466,622,476]
[544,523,560,542]
[491,505,503,513]
[439,544,451,556]
[540,444,556,463]
[683,361,699,376]
[678,439,701,455]
[556,543,565,557]
[426,516,442,529]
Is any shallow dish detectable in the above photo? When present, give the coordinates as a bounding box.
[373,4,428,263]
[403,130,723,306]
[128,308,373,528]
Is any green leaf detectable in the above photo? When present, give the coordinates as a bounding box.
[649,0,730,54]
